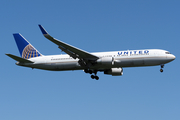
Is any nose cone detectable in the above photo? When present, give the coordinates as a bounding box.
[167,54,176,62]
[172,54,176,60]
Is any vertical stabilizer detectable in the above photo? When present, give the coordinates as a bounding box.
[13,33,42,59]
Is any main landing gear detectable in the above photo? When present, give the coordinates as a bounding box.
[160,64,164,73]
[91,75,99,80]
[84,69,99,80]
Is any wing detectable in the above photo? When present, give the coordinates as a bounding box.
[38,25,99,64]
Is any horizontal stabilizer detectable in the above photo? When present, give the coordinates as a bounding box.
[6,54,34,63]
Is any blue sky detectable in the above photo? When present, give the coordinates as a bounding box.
[1,0,179,120]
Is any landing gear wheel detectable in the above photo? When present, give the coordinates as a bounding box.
[160,64,164,73]
[84,69,93,74]
[95,76,99,80]
[161,64,164,68]
[84,69,89,73]
[91,75,99,80]
[91,75,95,79]
[89,70,93,74]
[86,69,99,80]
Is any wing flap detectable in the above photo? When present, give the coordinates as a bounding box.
[38,25,99,60]
[6,54,34,63]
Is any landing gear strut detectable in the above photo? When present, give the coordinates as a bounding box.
[160,64,164,73]
[84,69,99,80]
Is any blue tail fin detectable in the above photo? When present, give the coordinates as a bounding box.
[13,33,42,59]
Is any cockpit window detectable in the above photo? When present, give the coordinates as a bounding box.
[165,52,171,54]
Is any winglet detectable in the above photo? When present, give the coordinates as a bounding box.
[38,24,48,35]
[38,24,54,41]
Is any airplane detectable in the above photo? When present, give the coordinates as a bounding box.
[6,25,176,80]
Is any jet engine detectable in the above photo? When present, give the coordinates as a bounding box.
[104,68,123,76]
[96,57,113,65]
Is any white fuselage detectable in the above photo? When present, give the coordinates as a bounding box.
[17,49,175,71]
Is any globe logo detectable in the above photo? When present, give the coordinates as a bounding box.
[22,44,41,59]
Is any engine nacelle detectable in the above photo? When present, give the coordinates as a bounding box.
[104,68,123,76]
[96,57,113,65]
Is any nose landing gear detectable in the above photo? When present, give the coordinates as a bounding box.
[160,64,164,72]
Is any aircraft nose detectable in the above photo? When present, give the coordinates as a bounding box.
[172,54,176,60]
[167,54,176,61]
